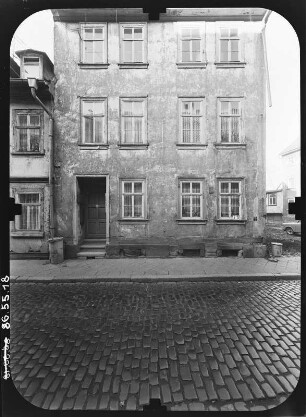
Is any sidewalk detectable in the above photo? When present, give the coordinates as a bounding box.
[10,256,301,282]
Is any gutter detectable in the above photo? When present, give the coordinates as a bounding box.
[29,86,55,239]
[262,10,272,107]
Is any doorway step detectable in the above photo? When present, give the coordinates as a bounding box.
[77,239,106,259]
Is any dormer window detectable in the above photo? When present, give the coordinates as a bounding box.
[23,57,41,79]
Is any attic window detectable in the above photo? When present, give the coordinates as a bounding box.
[23,57,40,79]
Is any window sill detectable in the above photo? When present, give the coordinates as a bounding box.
[176,143,208,149]
[214,143,246,149]
[176,219,208,224]
[118,63,149,69]
[11,231,44,238]
[118,144,149,150]
[78,144,109,150]
[176,62,207,69]
[78,63,109,69]
[11,151,45,156]
[119,219,149,223]
[215,219,247,225]
[215,62,246,68]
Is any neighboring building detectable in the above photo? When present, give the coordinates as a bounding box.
[265,184,296,223]
[51,7,269,258]
[10,50,55,259]
[280,139,300,197]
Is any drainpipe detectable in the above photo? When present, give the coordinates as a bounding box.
[28,79,55,239]
[262,10,272,107]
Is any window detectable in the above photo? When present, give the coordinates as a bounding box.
[180,27,201,62]
[180,181,203,219]
[268,193,277,206]
[180,99,204,143]
[15,193,41,231]
[219,27,240,62]
[219,99,242,143]
[121,180,146,219]
[120,24,147,64]
[120,98,147,144]
[219,181,242,219]
[81,99,106,144]
[23,57,40,78]
[81,24,107,64]
[14,110,43,153]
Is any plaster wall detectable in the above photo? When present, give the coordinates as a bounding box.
[53,20,266,250]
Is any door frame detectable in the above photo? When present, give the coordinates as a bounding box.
[74,174,109,245]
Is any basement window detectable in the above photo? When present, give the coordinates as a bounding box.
[182,248,201,257]
[221,249,239,257]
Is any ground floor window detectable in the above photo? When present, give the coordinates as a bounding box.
[179,180,203,219]
[219,180,242,219]
[121,180,146,219]
[15,192,41,230]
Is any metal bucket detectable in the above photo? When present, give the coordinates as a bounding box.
[271,242,282,257]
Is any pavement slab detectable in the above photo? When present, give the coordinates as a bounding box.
[10,280,300,411]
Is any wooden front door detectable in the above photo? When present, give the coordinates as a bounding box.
[85,187,106,238]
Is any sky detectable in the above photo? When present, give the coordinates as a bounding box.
[10,9,300,191]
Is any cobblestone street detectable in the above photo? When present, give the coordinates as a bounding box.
[10,280,300,411]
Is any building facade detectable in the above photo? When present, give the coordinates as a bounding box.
[10,50,54,258]
[280,140,300,197]
[52,8,268,258]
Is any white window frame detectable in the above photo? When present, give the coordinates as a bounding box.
[178,24,204,63]
[219,26,241,63]
[120,23,147,64]
[22,56,41,79]
[81,98,107,144]
[121,180,146,219]
[14,109,43,153]
[268,193,277,206]
[218,180,242,220]
[120,98,147,144]
[179,180,203,219]
[14,191,42,231]
[80,23,107,64]
[179,98,205,144]
[218,98,243,143]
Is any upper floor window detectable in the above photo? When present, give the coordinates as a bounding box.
[180,98,204,144]
[219,98,242,143]
[180,27,201,62]
[120,98,147,144]
[219,27,240,62]
[120,24,147,66]
[13,110,43,153]
[81,24,107,64]
[219,180,242,220]
[15,192,41,231]
[23,57,41,78]
[177,25,206,68]
[179,180,203,219]
[268,193,277,206]
[81,99,107,144]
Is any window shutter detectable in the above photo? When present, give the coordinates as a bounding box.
[215,23,220,62]
[177,25,182,63]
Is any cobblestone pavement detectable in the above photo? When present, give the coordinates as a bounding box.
[10,281,300,411]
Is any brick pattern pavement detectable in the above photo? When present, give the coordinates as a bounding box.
[10,281,300,411]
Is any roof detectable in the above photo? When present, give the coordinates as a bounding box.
[279,139,300,156]
[10,57,20,78]
[15,49,54,68]
[52,7,268,22]
[266,189,283,194]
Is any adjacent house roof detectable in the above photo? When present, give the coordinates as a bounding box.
[279,139,300,157]
[10,57,20,78]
